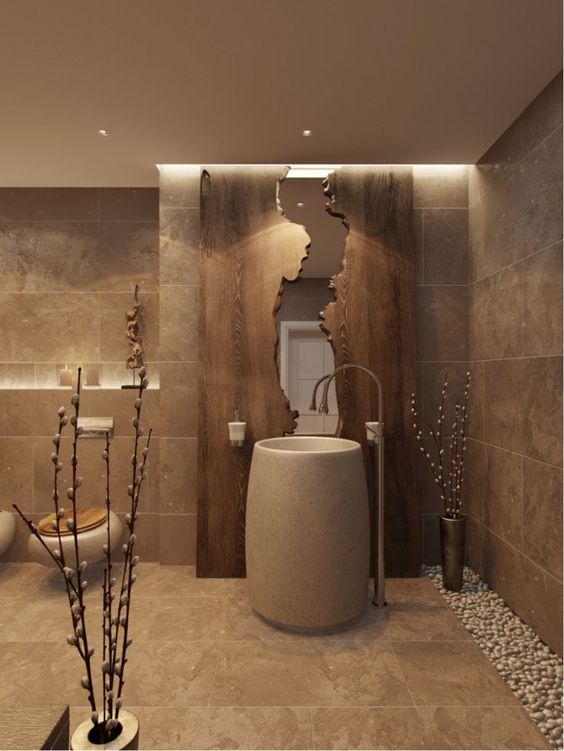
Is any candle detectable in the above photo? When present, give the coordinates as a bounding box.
[59,365,73,388]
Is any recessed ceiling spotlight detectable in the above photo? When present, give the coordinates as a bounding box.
[296,202,304,208]
[302,129,312,137]
[97,129,109,137]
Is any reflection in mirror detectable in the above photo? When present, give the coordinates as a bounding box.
[278,177,346,434]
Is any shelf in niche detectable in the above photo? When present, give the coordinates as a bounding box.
[0,362,160,391]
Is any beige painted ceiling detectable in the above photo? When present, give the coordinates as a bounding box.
[0,0,561,186]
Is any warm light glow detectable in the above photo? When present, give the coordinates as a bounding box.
[97,129,109,136]
[302,129,312,137]
[286,165,342,179]
[296,202,304,207]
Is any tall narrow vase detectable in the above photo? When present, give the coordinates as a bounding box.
[439,515,466,592]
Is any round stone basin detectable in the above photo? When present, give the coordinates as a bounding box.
[246,435,370,632]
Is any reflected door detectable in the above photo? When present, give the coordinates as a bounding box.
[281,322,338,434]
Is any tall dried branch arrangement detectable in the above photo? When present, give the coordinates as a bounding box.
[410,371,471,519]
[13,364,151,744]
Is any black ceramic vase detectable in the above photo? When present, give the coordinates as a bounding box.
[439,515,466,592]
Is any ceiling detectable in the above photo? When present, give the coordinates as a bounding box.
[0,0,561,186]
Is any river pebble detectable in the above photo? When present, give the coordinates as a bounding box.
[424,565,563,749]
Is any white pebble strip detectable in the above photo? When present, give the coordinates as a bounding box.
[423,565,563,749]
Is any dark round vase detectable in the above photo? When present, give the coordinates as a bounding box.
[439,515,466,592]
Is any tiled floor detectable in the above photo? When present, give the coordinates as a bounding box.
[0,563,550,750]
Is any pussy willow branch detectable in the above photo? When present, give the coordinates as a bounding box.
[411,370,471,519]
[67,368,98,715]
[103,367,150,721]
[102,433,112,726]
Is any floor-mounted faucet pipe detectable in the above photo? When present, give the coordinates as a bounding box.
[310,364,386,608]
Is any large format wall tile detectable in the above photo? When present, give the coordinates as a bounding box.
[159,285,199,362]
[0,223,37,292]
[416,286,468,361]
[523,241,563,356]
[485,530,563,654]
[523,458,563,580]
[413,167,468,209]
[159,362,198,437]
[0,437,34,511]
[0,292,99,362]
[32,221,158,292]
[0,188,99,221]
[482,445,523,550]
[99,188,159,221]
[159,208,200,286]
[159,514,196,564]
[484,357,562,467]
[159,165,201,208]
[521,71,563,157]
[422,209,468,285]
[159,438,197,514]
[470,126,563,281]
[470,266,523,360]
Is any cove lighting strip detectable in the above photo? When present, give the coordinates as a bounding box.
[286,165,343,179]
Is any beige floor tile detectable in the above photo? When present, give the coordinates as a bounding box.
[134,564,247,599]
[210,640,413,707]
[0,596,71,641]
[130,596,298,642]
[311,706,549,750]
[102,706,314,750]
[382,578,447,607]
[0,562,67,598]
[392,641,520,706]
[0,642,86,706]
[122,642,219,707]
[310,596,470,643]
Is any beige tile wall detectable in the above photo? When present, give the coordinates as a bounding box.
[466,72,563,654]
[158,166,201,564]
[0,188,162,561]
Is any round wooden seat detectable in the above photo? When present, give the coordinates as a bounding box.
[37,507,107,537]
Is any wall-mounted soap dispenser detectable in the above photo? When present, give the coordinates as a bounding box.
[228,410,247,447]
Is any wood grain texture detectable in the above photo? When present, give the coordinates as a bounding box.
[322,167,419,576]
[0,705,69,749]
[198,166,310,577]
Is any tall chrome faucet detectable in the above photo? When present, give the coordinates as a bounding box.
[310,363,386,608]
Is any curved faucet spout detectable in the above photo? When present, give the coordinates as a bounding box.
[309,372,333,412]
[317,364,384,425]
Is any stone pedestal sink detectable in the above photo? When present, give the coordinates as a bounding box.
[246,436,370,631]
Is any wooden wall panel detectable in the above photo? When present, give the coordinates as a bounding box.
[198,166,310,577]
[322,167,419,576]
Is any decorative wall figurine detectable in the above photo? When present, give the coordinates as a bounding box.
[122,285,144,390]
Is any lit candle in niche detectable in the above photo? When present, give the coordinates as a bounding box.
[59,364,73,388]
[86,367,100,388]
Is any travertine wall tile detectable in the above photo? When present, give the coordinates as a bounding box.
[0,437,34,512]
[0,223,37,292]
[159,362,198,438]
[470,265,523,360]
[415,286,468,361]
[422,209,468,285]
[159,286,199,362]
[0,293,100,362]
[413,167,468,208]
[523,458,563,581]
[158,514,197,564]
[0,188,99,221]
[467,72,563,654]
[159,208,200,286]
[159,165,201,208]
[99,188,159,221]
[158,438,197,514]
[484,356,562,466]
[522,241,563,356]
